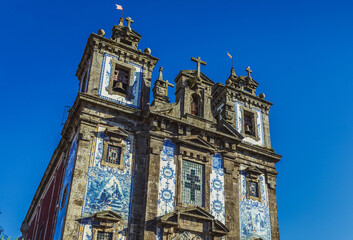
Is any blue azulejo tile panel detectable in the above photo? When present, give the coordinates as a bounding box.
[181,160,205,207]
[98,53,143,109]
[80,126,134,240]
[53,133,78,240]
[239,169,271,240]
[234,101,265,147]
[157,139,176,217]
[210,154,225,223]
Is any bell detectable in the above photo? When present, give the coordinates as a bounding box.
[113,81,125,92]
[245,125,252,135]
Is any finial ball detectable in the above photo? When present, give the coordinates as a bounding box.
[144,48,151,54]
[97,29,105,37]
[259,93,265,99]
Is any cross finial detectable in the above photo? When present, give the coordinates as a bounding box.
[246,66,252,78]
[165,80,174,96]
[191,57,207,78]
[157,67,174,96]
[158,67,163,80]
[125,17,134,30]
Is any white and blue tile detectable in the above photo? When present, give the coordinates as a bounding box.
[239,170,271,240]
[157,139,176,217]
[99,53,143,109]
[210,154,225,224]
[80,126,134,240]
[156,139,176,240]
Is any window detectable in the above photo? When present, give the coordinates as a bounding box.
[106,145,121,165]
[244,111,255,137]
[181,160,205,207]
[38,224,44,240]
[112,66,129,93]
[101,138,125,170]
[245,167,262,202]
[80,71,88,93]
[191,94,200,116]
[61,184,68,210]
[248,181,259,198]
[97,231,113,240]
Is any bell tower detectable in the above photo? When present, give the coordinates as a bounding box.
[174,57,215,122]
[76,17,158,111]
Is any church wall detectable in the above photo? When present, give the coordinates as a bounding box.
[78,125,135,240]
[24,155,65,240]
[98,53,143,109]
[238,169,271,240]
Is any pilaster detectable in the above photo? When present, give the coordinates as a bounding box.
[143,136,164,240]
[61,122,96,239]
[268,174,280,240]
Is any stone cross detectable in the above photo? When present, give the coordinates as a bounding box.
[185,169,201,201]
[246,66,252,78]
[125,17,134,30]
[158,67,174,96]
[191,57,207,78]
[165,80,174,97]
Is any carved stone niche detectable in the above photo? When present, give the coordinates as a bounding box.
[107,58,136,97]
[78,210,123,240]
[101,126,129,170]
[244,166,263,202]
[157,206,229,240]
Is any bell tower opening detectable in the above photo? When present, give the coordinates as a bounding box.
[191,94,200,116]
[112,65,129,94]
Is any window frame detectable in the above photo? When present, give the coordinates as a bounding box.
[107,58,136,97]
[244,167,263,202]
[240,106,259,141]
[190,93,201,117]
[101,128,127,170]
[180,159,206,207]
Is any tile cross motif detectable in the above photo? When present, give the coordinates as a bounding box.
[185,169,201,201]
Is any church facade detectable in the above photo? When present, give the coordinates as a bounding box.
[20,17,281,240]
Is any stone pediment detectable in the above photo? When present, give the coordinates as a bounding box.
[91,210,122,222]
[175,135,215,152]
[244,166,263,178]
[77,210,122,225]
[179,70,214,86]
[158,206,229,237]
[218,119,244,140]
[104,126,129,138]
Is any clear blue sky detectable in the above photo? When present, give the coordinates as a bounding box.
[1,0,353,239]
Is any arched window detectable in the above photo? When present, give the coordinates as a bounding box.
[191,94,200,116]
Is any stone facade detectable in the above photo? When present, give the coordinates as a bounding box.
[20,17,281,240]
